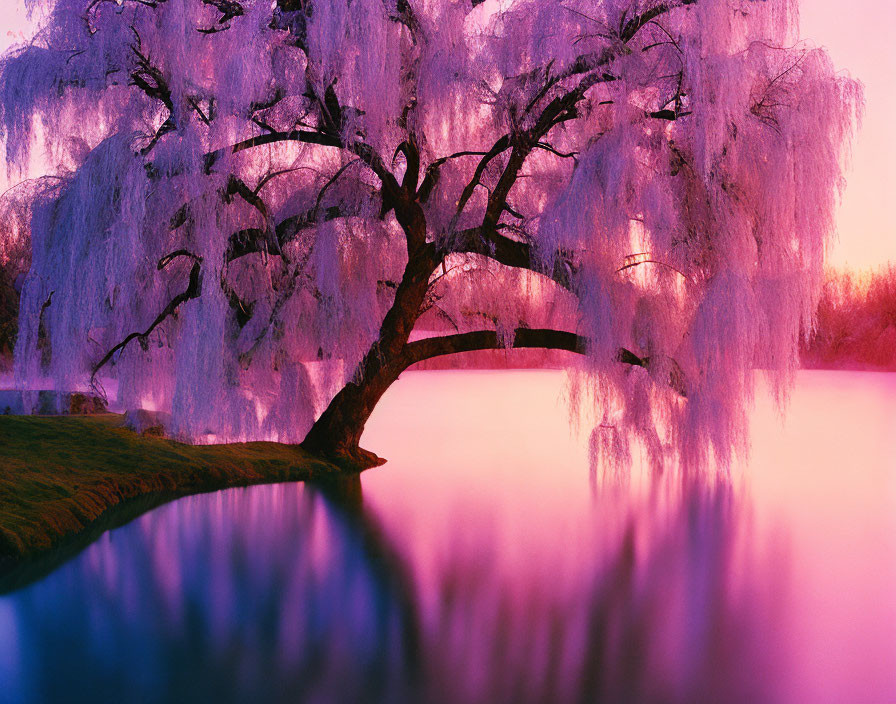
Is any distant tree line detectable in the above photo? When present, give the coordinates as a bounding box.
[801,265,896,371]
[0,265,17,367]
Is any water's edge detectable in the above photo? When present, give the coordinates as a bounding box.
[0,488,190,593]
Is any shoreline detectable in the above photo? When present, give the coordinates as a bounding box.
[0,414,342,588]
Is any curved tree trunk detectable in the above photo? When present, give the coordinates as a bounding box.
[301,240,437,470]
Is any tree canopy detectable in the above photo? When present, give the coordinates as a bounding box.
[0,0,860,469]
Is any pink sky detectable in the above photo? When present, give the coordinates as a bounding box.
[0,0,893,270]
[799,0,896,270]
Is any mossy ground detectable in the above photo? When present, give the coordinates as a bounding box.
[0,414,338,568]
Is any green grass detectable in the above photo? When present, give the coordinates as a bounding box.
[0,414,338,568]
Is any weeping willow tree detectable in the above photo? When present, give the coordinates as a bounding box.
[0,0,860,469]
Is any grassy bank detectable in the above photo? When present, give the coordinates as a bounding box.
[0,414,339,574]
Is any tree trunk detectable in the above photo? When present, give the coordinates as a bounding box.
[301,241,437,470]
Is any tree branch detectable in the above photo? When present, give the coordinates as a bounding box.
[459,3,693,246]
[402,328,585,367]
[393,139,420,193]
[534,142,579,160]
[202,129,341,172]
[201,130,402,211]
[198,0,244,33]
[417,149,494,202]
[620,0,696,43]
[448,225,576,291]
[401,328,686,396]
[225,174,279,254]
[224,163,382,261]
[157,249,201,270]
[91,259,202,381]
[225,205,341,261]
[454,135,512,217]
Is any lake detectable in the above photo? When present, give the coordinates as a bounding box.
[1,370,894,703]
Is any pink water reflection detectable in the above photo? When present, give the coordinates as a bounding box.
[362,369,896,703]
[0,370,893,703]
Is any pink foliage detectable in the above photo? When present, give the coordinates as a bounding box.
[0,0,860,470]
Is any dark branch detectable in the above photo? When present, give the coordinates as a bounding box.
[91,260,202,380]
[417,149,493,203]
[253,166,308,194]
[647,108,691,120]
[393,139,420,193]
[139,116,175,156]
[534,142,579,159]
[461,3,694,240]
[130,44,174,113]
[225,203,347,261]
[482,143,531,230]
[158,249,201,270]
[454,135,512,217]
[473,69,619,233]
[225,175,280,255]
[401,328,586,368]
[448,225,575,291]
[248,87,286,115]
[402,329,686,396]
[226,174,269,217]
[224,168,381,261]
[616,255,689,279]
[312,159,361,219]
[202,129,342,172]
[201,130,402,207]
[620,0,697,43]
[198,0,244,33]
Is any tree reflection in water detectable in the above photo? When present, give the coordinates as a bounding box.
[1,478,781,704]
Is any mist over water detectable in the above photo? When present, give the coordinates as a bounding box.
[1,370,894,703]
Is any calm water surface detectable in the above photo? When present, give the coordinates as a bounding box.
[1,370,894,703]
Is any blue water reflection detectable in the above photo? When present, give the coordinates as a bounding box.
[1,482,421,703]
[1,478,778,704]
